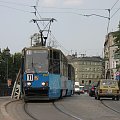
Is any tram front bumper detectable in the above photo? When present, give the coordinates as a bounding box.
[24,87,49,96]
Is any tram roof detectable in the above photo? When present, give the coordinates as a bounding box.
[22,46,68,57]
[22,46,68,59]
[23,46,61,52]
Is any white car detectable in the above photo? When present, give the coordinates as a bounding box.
[74,85,80,95]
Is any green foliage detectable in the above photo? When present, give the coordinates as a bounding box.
[0,49,22,84]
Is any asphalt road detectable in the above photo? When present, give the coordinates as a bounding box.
[1,94,120,120]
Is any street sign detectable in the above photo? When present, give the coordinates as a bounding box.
[115,72,120,80]
[116,72,120,76]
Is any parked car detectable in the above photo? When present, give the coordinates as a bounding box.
[89,85,96,97]
[95,79,120,100]
[79,85,84,94]
[84,89,88,94]
[74,82,80,95]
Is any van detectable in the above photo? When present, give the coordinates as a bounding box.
[74,82,80,95]
[95,79,120,100]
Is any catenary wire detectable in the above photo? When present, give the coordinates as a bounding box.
[39,6,107,11]
[111,0,120,10]
[111,6,120,18]
[106,0,120,33]
[0,0,109,11]
[0,0,30,7]
[0,4,31,13]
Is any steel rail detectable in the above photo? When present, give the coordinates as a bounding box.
[23,103,39,120]
[101,100,120,114]
[52,102,83,120]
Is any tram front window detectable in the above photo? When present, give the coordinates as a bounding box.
[25,50,48,73]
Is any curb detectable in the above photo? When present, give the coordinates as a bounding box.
[1,99,19,120]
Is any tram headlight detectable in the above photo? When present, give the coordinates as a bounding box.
[42,82,45,86]
[27,82,32,86]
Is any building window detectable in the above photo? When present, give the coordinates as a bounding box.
[82,80,84,84]
[89,80,91,84]
[92,74,95,78]
[93,68,96,71]
[86,74,88,78]
[82,74,84,78]
[89,74,92,78]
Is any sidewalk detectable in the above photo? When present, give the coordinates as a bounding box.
[0,96,12,120]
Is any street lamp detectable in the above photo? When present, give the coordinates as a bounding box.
[5,47,10,83]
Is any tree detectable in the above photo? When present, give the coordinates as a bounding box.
[0,49,22,84]
[0,48,22,96]
[11,53,21,83]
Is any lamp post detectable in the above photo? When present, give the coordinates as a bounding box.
[5,47,10,83]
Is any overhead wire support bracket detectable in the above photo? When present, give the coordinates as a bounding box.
[83,14,110,19]
[31,18,56,46]
[32,18,56,22]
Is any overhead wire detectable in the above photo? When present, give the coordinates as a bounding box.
[111,6,120,18]
[81,13,109,19]
[111,0,120,10]
[0,0,30,7]
[0,4,31,13]
[38,6,107,11]
[106,0,120,34]
[0,0,108,12]
[31,0,70,54]
[109,0,120,19]
[1,0,120,54]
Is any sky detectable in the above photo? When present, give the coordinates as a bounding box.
[0,0,120,57]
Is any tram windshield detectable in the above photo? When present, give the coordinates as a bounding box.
[25,49,48,73]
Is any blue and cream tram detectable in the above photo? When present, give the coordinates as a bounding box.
[66,64,75,96]
[22,46,71,101]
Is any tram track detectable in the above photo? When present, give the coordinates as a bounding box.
[1,99,20,120]
[23,101,83,120]
[101,100,120,114]
[52,101,83,120]
[24,103,39,120]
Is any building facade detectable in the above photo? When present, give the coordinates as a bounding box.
[67,55,103,88]
[104,32,120,79]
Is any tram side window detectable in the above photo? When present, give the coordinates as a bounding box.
[68,64,75,80]
[68,64,71,80]
[49,50,60,74]
[61,54,68,77]
[71,66,75,81]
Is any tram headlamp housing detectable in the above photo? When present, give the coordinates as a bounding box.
[42,82,46,86]
[42,82,49,86]
[27,82,32,86]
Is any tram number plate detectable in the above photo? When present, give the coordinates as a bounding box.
[27,74,34,81]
